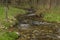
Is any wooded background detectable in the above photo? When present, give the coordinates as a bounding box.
[0,0,60,9]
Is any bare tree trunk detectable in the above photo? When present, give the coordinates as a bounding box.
[46,0,51,9]
[5,0,8,21]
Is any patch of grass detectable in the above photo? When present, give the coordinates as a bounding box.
[0,6,26,27]
[0,30,18,40]
[0,6,20,40]
[43,7,60,22]
[8,6,26,16]
[0,6,5,21]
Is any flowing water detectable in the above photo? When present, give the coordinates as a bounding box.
[8,13,60,40]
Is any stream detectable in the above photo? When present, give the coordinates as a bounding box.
[9,13,60,40]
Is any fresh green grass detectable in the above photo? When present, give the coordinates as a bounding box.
[43,7,60,23]
[0,6,5,22]
[0,6,26,21]
[0,30,18,40]
[0,6,20,40]
[0,6,26,27]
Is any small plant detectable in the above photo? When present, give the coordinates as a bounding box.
[0,31,19,40]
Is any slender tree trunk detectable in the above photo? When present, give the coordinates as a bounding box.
[47,0,51,9]
[5,0,8,21]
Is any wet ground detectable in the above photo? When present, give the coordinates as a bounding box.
[8,22,60,40]
[8,13,60,40]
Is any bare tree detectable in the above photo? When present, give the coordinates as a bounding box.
[5,0,9,21]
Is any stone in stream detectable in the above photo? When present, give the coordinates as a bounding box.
[30,21,51,26]
[26,13,36,16]
[17,24,30,30]
[31,21,40,26]
[57,35,60,39]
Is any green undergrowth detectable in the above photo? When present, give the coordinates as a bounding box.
[0,6,26,27]
[43,7,60,23]
[0,30,18,40]
[0,5,60,40]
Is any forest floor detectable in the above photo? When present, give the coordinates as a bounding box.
[0,6,60,40]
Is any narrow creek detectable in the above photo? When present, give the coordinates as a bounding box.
[8,13,60,40]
